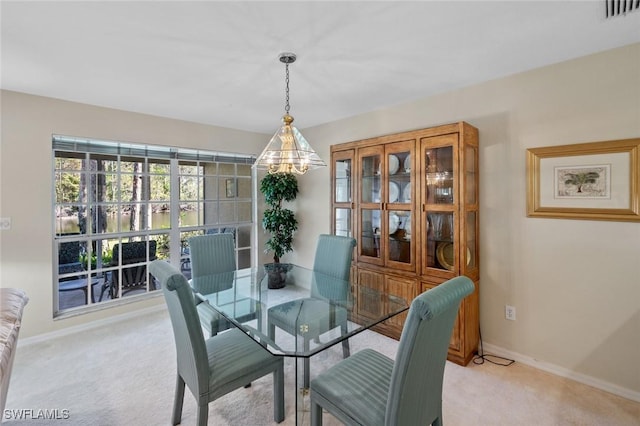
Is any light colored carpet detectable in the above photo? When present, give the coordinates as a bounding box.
[5,308,639,425]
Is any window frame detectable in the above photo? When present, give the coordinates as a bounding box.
[53,135,256,317]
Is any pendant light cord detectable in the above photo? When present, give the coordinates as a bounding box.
[284,63,290,115]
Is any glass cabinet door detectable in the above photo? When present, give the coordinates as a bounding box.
[388,210,411,263]
[334,157,352,204]
[357,147,383,265]
[421,133,458,277]
[425,211,456,272]
[334,208,352,238]
[387,150,411,205]
[361,154,381,204]
[360,209,381,259]
[385,142,414,272]
[331,150,355,239]
[425,146,454,205]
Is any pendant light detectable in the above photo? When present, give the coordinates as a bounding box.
[253,52,326,175]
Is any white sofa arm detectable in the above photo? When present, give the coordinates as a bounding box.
[0,288,29,417]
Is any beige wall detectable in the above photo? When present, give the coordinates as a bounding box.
[293,43,640,398]
[1,43,638,399]
[0,90,267,337]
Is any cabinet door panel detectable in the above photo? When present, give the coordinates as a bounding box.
[356,269,385,320]
[385,275,415,329]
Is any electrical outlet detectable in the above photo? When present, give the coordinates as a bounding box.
[505,305,516,321]
[0,217,10,231]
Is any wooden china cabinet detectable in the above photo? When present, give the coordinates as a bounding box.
[330,121,479,366]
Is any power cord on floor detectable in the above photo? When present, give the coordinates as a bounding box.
[473,327,515,366]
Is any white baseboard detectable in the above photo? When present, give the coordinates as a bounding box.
[18,304,166,347]
[482,342,640,403]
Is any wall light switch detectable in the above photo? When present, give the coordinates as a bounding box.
[0,217,11,231]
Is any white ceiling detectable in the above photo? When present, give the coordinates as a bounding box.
[2,1,639,134]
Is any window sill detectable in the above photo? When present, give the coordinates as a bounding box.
[54,291,164,321]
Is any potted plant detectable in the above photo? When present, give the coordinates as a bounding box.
[260,172,298,288]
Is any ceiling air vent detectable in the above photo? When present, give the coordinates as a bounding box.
[605,0,640,18]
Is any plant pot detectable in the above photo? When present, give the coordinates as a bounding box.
[264,263,292,289]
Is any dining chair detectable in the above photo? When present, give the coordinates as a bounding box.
[267,234,356,388]
[309,276,475,426]
[100,240,157,300]
[58,240,84,279]
[188,233,259,337]
[149,260,285,426]
[57,240,92,306]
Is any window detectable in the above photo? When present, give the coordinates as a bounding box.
[53,136,255,316]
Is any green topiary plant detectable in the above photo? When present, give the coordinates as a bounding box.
[260,172,299,264]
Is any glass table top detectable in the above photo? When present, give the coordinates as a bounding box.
[190,264,409,358]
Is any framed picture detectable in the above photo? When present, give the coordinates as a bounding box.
[225,179,236,198]
[526,138,640,222]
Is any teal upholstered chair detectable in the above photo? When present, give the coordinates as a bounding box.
[309,276,475,426]
[268,234,356,387]
[188,233,259,337]
[149,260,285,426]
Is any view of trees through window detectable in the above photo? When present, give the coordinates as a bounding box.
[53,137,254,315]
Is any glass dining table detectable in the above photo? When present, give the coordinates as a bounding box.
[190,264,409,425]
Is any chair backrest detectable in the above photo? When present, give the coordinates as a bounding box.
[312,234,356,280]
[59,241,81,265]
[311,234,356,300]
[386,276,475,426]
[149,260,209,396]
[112,240,157,265]
[58,241,85,278]
[188,233,236,278]
[112,240,157,290]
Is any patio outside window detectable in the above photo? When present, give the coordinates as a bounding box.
[53,136,254,316]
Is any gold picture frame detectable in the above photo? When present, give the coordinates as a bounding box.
[526,138,640,222]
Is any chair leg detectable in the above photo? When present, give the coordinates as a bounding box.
[172,375,185,426]
[302,337,312,388]
[310,399,323,426]
[196,403,208,426]
[304,357,311,389]
[268,322,276,341]
[98,283,108,302]
[273,365,285,423]
[341,324,350,358]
